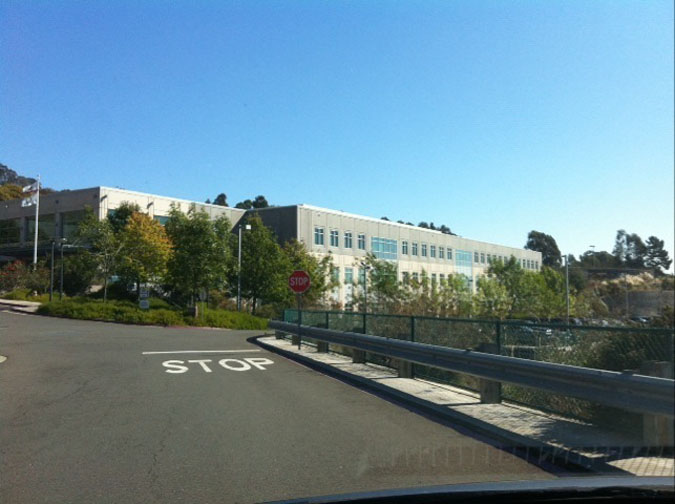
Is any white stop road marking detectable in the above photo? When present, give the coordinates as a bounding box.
[162,357,274,373]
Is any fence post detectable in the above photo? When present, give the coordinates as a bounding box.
[353,313,367,363]
[639,361,674,448]
[477,342,502,404]
[316,311,329,353]
[495,321,502,355]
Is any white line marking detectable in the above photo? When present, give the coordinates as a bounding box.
[142,349,261,355]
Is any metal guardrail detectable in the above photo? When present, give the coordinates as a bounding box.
[269,320,675,418]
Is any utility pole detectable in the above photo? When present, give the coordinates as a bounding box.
[565,254,570,325]
[33,175,40,269]
[237,224,242,311]
[59,240,65,300]
[49,240,55,302]
[236,223,251,311]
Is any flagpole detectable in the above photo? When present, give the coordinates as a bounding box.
[33,175,40,269]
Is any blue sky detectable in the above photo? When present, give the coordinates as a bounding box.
[2,1,673,262]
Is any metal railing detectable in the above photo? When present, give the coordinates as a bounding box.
[279,309,674,427]
[270,319,675,418]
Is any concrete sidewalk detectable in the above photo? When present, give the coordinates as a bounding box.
[0,298,41,313]
[256,336,674,478]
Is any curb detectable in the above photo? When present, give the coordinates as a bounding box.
[252,336,630,476]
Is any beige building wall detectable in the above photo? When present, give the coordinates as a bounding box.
[296,205,542,305]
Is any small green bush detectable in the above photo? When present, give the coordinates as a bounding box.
[1,288,51,303]
[186,307,268,330]
[38,298,266,330]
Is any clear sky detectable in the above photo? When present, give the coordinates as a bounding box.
[2,1,673,262]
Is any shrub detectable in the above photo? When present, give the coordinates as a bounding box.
[186,307,268,330]
[38,298,266,330]
[1,288,51,303]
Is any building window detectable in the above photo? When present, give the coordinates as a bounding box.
[412,242,418,256]
[153,215,169,226]
[0,219,21,245]
[480,253,485,264]
[474,251,479,263]
[344,267,353,284]
[439,247,444,259]
[402,240,408,255]
[314,226,324,246]
[439,273,445,283]
[344,231,353,248]
[331,267,340,282]
[358,233,366,250]
[330,229,339,247]
[402,272,410,284]
[430,245,436,258]
[421,243,427,257]
[431,273,437,285]
[358,267,366,284]
[371,237,398,260]
[448,248,453,260]
[412,272,419,281]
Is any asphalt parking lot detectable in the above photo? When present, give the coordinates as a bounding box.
[0,312,552,503]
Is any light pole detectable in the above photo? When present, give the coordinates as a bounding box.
[49,240,56,302]
[237,223,251,311]
[59,239,66,300]
[564,254,570,325]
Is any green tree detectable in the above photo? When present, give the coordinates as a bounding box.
[474,276,511,319]
[213,193,228,207]
[234,195,269,209]
[76,209,125,301]
[165,205,231,303]
[62,251,99,296]
[281,239,336,307]
[351,254,401,313]
[525,230,561,268]
[118,212,172,297]
[644,236,672,275]
[228,215,285,314]
[108,201,142,234]
[613,230,647,269]
[0,183,23,201]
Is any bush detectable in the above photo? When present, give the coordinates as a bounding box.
[1,288,51,303]
[186,307,268,330]
[37,298,267,330]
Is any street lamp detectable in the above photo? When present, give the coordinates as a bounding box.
[237,223,252,311]
[59,238,67,300]
[564,253,570,325]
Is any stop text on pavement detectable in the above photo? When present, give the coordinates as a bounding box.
[162,357,274,373]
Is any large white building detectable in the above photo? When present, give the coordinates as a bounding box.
[254,204,541,304]
[1,186,541,304]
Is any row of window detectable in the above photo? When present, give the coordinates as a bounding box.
[472,251,539,270]
[0,212,86,245]
[313,227,540,270]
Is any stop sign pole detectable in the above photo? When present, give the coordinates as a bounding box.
[289,270,311,349]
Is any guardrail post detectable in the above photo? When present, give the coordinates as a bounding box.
[477,342,502,404]
[316,312,330,352]
[363,313,367,335]
[639,361,674,447]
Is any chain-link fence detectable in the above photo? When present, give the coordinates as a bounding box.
[282,309,674,426]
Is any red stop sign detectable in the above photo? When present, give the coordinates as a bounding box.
[289,270,311,294]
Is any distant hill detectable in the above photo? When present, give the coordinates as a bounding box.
[0,163,37,187]
[0,163,55,201]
